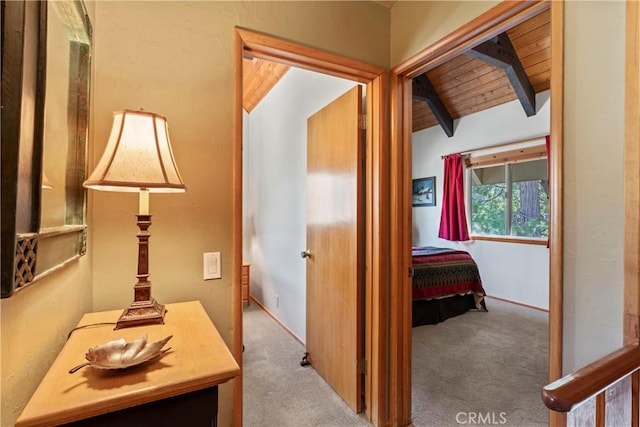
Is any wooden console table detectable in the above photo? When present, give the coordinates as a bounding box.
[16,301,240,427]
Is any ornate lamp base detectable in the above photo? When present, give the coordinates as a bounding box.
[114,213,167,330]
[115,298,166,329]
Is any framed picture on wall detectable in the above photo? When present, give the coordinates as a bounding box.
[412,176,436,207]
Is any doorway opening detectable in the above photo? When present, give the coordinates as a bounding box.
[240,61,365,422]
[232,28,387,426]
[388,1,564,425]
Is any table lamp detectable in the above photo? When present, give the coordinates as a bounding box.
[84,109,186,329]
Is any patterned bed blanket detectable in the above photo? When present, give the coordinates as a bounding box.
[412,246,486,307]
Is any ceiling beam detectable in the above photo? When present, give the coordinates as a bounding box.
[412,74,454,137]
[467,32,536,117]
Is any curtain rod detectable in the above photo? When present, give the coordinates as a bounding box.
[440,135,548,159]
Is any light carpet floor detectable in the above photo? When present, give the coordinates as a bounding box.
[411,297,549,427]
[243,303,371,427]
[244,297,548,427]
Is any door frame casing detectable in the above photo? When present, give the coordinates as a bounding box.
[625,2,640,345]
[232,28,388,426]
[388,1,563,425]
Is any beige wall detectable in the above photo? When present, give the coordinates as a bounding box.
[390,0,497,66]
[6,1,626,425]
[1,260,93,427]
[90,1,389,425]
[562,0,624,372]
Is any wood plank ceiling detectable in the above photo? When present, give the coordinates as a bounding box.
[412,8,550,133]
[242,9,550,135]
[243,57,290,112]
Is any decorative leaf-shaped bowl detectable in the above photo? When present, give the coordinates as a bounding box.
[69,335,172,374]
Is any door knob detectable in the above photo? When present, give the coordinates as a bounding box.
[301,250,312,259]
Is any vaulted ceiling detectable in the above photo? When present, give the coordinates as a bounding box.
[243,57,290,113]
[242,8,550,134]
[412,8,550,134]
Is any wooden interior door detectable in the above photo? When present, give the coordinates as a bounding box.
[305,85,363,412]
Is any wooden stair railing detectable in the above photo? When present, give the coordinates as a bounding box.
[542,345,640,425]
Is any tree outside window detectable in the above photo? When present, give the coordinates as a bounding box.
[469,158,548,239]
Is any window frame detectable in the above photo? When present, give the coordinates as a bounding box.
[465,142,549,244]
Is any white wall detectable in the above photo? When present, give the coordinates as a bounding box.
[244,67,358,343]
[412,91,550,310]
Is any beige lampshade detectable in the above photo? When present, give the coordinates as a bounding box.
[84,110,186,193]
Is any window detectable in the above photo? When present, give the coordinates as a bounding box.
[467,146,548,239]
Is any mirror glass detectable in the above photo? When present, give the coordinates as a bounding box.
[34,0,91,280]
[41,6,73,229]
[6,0,91,295]
[42,0,91,227]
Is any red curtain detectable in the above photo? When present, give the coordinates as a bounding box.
[438,153,470,241]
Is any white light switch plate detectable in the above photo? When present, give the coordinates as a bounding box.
[203,252,221,280]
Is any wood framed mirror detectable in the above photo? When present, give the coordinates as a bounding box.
[1,0,91,297]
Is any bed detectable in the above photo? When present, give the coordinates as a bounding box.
[412,246,487,326]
